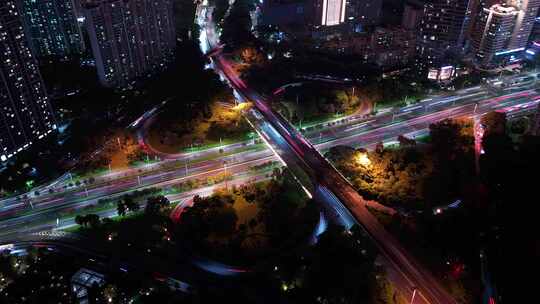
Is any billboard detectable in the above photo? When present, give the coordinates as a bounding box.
[427,66,455,81]
[439,66,454,81]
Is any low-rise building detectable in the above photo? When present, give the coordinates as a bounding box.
[71,268,106,304]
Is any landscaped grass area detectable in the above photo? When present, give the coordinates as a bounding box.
[147,102,252,154]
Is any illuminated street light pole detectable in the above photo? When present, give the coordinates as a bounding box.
[410,288,417,304]
[224,161,228,190]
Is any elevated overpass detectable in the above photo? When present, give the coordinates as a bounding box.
[210,52,457,304]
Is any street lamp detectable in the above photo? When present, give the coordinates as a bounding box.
[410,288,417,304]
[224,161,228,189]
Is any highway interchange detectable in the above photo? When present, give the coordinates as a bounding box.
[201,6,538,304]
[0,4,539,303]
[1,83,537,243]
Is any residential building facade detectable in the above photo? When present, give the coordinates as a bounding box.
[0,1,56,162]
[19,0,84,58]
[416,0,474,69]
[82,0,176,87]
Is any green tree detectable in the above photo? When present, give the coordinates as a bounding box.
[334,89,359,113]
[117,201,126,217]
[303,224,375,303]
[510,117,528,134]
[271,167,282,180]
[74,215,86,227]
[481,111,507,135]
[211,0,230,24]
[124,196,139,212]
[220,0,255,50]
[429,118,474,161]
[85,214,100,229]
[207,205,238,236]
[145,196,170,215]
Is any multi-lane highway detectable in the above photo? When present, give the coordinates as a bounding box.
[2,85,536,237]
[0,152,275,241]
[1,58,539,246]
